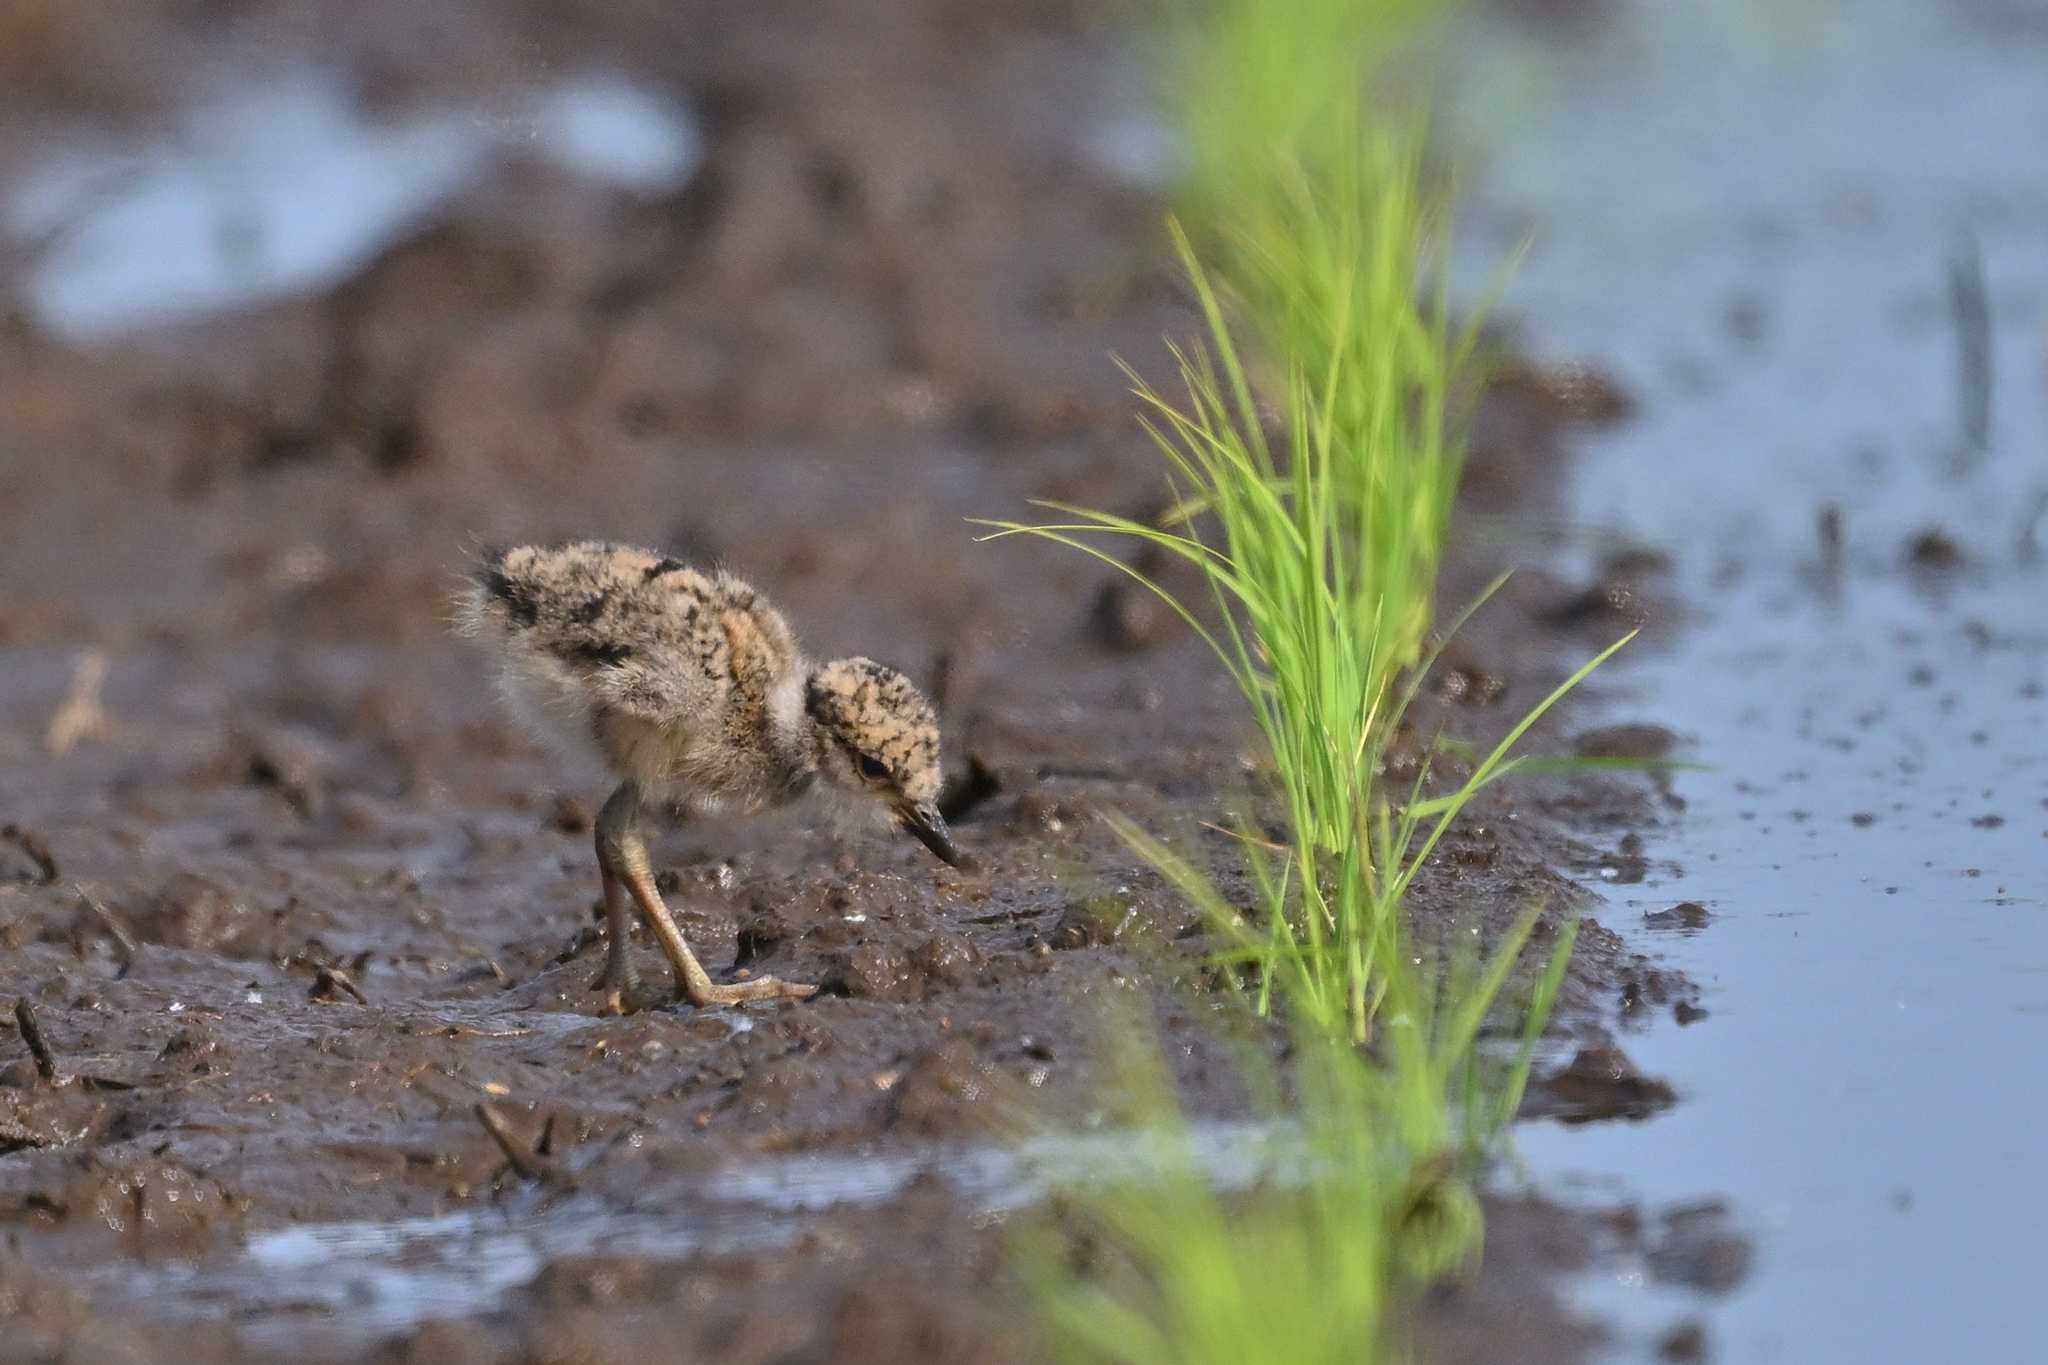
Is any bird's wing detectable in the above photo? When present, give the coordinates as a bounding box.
[581,645,716,728]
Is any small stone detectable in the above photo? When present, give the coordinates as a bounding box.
[1050,894,1139,949]
[1904,527,1964,569]
[550,794,593,834]
[830,943,918,1002]
[1643,901,1711,931]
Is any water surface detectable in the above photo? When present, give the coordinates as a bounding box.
[1455,3,2048,1357]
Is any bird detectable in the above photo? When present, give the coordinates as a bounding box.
[457,540,966,1012]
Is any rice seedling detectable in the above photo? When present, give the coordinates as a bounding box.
[1012,1028,1411,1365]
[979,226,1629,1041]
[985,222,1616,1354]
[1013,910,1576,1365]
[991,0,1632,1357]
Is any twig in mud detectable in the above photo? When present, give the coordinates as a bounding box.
[1947,233,1992,464]
[548,925,604,968]
[475,1102,553,1183]
[44,649,112,756]
[13,1000,60,1084]
[2,825,58,884]
[75,885,138,978]
[309,965,368,1004]
[452,957,513,988]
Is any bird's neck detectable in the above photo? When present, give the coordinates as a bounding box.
[761,670,824,803]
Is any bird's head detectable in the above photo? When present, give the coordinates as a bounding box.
[803,658,968,868]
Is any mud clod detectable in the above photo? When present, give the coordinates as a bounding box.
[127,874,277,959]
[238,723,333,818]
[830,943,918,1001]
[909,933,984,990]
[550,794,594,834]
[40,1160,246,1253]
[1648,1201,1753,1295]
[1904,527,1965,569]
[1573,724,1678,761]
[1643,901,1711,931]
[1435,662,1508,707]
[1494,358,1636,426]
[1523,1045,1678,1124]
[1657,1318,1710,1362]
[887,1040,1008,1136]
[159,1025,220,1064]
[1050,894,1142,950]
[1545,576,1650,632]
[1605,833,1650,884]
[829,934,984,1000]
[1090,577,1180,651]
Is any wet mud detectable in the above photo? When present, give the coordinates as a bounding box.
[0,2,1697,1360]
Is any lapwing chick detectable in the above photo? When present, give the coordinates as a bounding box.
[458,541,966,1012]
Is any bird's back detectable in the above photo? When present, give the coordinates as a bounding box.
[459,542,805,796]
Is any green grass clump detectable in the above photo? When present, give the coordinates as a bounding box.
[1015,1034,1407,1365]
[988,0,1630,1358]
[978,0,1633,1044]
[1170,0,1470,687]
[1016,910,1575,1365]
[981,229,1627,1042]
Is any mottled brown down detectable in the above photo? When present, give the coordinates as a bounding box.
[456,540,963,1009]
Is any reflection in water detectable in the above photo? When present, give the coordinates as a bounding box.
[7,71,699,340]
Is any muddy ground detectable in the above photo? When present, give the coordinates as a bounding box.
[0,2,1712,1360]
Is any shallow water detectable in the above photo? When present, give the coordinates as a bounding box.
[9,70,698,339]
[1454,2,2048,1358]
[102,1121,1287,1346]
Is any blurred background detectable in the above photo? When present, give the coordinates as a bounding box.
[0,0,1225,937]
[4,1,2047,1361]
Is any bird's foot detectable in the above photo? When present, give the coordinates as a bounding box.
[592,961,642,1015]
[679,974,820,1008]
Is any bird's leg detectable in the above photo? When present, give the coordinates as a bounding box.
[594,781,818,1008]
[593,864,641,1015]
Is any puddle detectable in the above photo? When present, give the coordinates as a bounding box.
[1452,2,2048,1359]
[6,69,699,340]
[100,1121,1285,1347]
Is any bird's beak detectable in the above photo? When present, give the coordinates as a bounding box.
[897,800,970,869]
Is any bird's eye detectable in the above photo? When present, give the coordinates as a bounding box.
[856,754,890,782]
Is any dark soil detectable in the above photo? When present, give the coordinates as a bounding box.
[0,2,1702,1361]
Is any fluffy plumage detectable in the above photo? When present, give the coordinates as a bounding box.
[456,540,964,1010]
